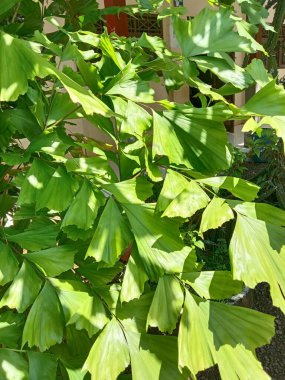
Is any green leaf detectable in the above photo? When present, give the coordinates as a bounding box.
[18,159,54,206]
[26,245,77,277]
[0,108,42,141]
[99,32,125,70]
[156,170,189,213]
[200,197,234,233]
[114,99,152,137]
[67,293,109,338]
[46,92,83,126]
[147,275,184,333]
[123,203,191,280]
[0,32,113,116]
[51,277,110,338]
[86,198,132,265]
[0,311,25,348]
[120,247,148,303]
[108,79,155,103]
[258,116,285,152]
[23,282,64,351]
[198,176,259,201]
[173,8,253,57]
[0,261,42,313]
[36,166,76,212]
[242,80,285,116]
[238,0,273,30]
[153,109,231,174]
[84,318,130,380]
[0,349,28,380]
[65,157,115,181]
[228,201,285,226]
[62,181,105,231]
[118,292,153,333]
[245,59,272,88]
[6,224,59,251]
[178,292,274,379]
[182,271,243,300]
[28,352,58,380]
[77,262,123,287]
[230,214,285,312]
[192,56,253,89]
[0,0,20,16]
[163,180,209,219]
[126,331,188,380]
[0,242,19,286]
[103,177,153,204]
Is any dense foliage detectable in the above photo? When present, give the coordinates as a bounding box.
[1,0,285,379]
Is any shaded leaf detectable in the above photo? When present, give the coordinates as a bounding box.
[18,159,54,206]
[23,282,64,351]
[86,198,132,265]
[123,203,191,279]
[126,331,188,380]
[6,224,59,251]
[28,352,58,380]
[0,261,42,313]
[26,245,77,277]
[36,166,76,212]
[0,311,25,348]
[0,242,19,286]
[147,275,184,333]
[62,181,105,231]
[0,349,28,380]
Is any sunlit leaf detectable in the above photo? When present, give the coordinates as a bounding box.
[198,176,259,201]
[230,214,285,312]
[153,109,231,174]
[200,197,234,233]
[84,318,130,380]
[178,292,274,379]
[182,271,242,300]
[173,8,253,57]
[120,247,148,303]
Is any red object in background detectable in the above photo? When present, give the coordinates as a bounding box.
[104,0,129,36]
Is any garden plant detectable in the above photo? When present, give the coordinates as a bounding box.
[1,0,285,379]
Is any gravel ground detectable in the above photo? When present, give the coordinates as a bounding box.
[197,283,285,380]
[254,283,285,379]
